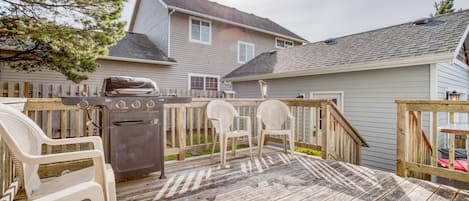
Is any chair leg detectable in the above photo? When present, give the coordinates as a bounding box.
[289,134,295,155]
[211,134,218,159]
[258,132,265,158]
[247,134,253,160]
[283,135,287,153]
[222,136,228,165]
[232,137,237,156]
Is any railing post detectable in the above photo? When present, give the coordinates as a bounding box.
[396,103,408,177]
[176,105,187,160]
[321,101,330,160]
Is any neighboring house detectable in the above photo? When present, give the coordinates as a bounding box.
[224,10,469,172]
[1,32,177,87]
[129,0,307,92]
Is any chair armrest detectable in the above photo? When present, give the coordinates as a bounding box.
[208,117,223,134]
[44,136,104,151]
[27,150,104,165]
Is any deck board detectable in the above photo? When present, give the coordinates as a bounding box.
[116,148,466,201]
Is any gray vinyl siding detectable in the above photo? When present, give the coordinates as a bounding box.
[436,62,469,147]
[168,12,300,90]
[132,0,169,54]
[231,65,431,172]
[0,59,176,89]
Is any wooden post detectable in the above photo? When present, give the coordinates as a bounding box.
[396,103,408,177]
[321,101,330,160]
[176,106,187,160]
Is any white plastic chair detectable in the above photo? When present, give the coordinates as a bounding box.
[0,103,116,201]
[257,99,295,157]
[206,100,253,165]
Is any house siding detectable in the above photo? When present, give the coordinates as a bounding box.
[0,60,176,88]
[436,62,469,146]
[231,65,431,172]
[168,11,301,90]
[132,0,170,54]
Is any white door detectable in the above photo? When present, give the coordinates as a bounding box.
[310,91,344,112]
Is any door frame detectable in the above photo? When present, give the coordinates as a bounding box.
[310,91,344,112]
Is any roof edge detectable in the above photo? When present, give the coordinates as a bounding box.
[167,5,308,43]
[223,53,454,82]
[100,56,178,66]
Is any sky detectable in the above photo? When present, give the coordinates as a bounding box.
[121,0,469,42]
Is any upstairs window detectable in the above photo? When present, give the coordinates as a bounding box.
[238,41,255,64]
[276,38,294,49]
[189,74,219,91]
[457,44,468,65]
[190,16,211,44]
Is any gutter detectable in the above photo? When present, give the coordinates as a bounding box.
[167,5,308,44]
[223,53,454,82]
[100,56,178,66]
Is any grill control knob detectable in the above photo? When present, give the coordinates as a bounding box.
[146,100,156,109]
[131,100,142,109]
[116,100,127,109]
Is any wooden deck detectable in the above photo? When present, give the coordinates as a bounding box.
[116,147,469,201]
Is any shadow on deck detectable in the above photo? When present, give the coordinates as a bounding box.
[116,147,469,201]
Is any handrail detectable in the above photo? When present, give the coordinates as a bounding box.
[329,101,369,147]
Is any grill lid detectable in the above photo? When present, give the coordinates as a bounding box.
[103,76,160,96]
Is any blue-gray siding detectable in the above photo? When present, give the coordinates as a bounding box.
[231,65,431,171]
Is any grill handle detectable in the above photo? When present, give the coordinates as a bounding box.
[112,120,152,127]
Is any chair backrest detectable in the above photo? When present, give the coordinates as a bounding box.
[0,103,46,197]
[206,100,238,134]
[257,99,291,130]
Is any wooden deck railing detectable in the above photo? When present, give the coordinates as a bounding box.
[396,100,469,183]
[1,98,368,196]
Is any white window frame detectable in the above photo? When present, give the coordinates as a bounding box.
[275,37,294,49]
[188,73,220,91]
[237,41,255,64]
[189,16,212,45]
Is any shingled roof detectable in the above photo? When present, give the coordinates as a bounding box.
[163,0,307,42]
[106,32,176,64]
[224,10,469,81]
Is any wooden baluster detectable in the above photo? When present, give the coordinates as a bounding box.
[432,112,438,167]
[302,107,306,143]
[309,107,313,145]
[296,106,299,143]
[60,110,67,152]
[74,110,80,151]
[189,107,194,146]
[46,110,53,154]
[396,103,408,177]
[449,112,455,170]
[204,107,208,145]
[197,108,201,144]
[416,111,422,165]
[163,107,167,148]
[171,108,176,148]
[321,102,330,160]
[315,107,320,146]
[176,106,186,160]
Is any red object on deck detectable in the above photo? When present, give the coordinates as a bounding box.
[438,159,468,172]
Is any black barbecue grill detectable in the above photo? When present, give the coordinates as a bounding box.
[62,76,191,179]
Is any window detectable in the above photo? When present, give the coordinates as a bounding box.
[189,16,211,44]
[188,74,220,91]
[238,41,255,64]
[276,38,294,49]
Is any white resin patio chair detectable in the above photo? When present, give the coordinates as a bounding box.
[257,99,295,157]
[206,100,253,165]
[0,103,116,201]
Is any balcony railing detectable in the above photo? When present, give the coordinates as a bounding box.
[1,98,368,198]
[396,100,469,183]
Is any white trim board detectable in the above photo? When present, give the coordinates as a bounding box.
[275,37,294,49]
[100,56,177,65]
[237,41,255,64]
[452,25,469,65]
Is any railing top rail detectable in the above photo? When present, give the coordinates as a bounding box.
[395,100,469,105]
[329,102,369,147]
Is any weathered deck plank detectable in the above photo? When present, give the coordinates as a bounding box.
[116,147,465,201]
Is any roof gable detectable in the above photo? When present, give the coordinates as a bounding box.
[225,10,469,81]
[163,0,307,42]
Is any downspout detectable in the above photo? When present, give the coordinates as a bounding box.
[168,9,176,57]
